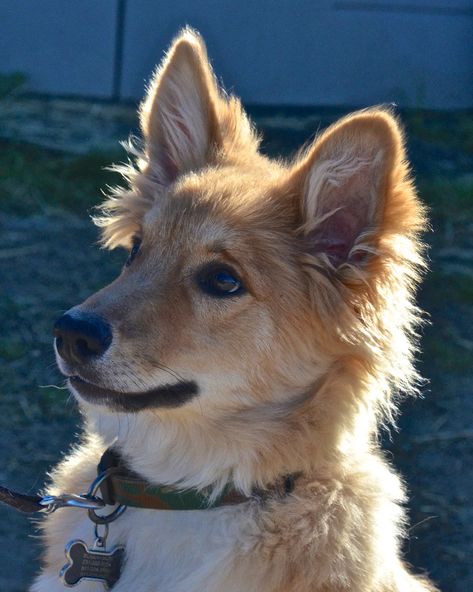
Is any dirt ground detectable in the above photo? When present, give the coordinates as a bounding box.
[0,105,472,591]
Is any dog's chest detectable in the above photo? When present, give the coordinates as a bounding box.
[62,504,249,591]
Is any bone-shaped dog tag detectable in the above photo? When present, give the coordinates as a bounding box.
[60,540,124,589]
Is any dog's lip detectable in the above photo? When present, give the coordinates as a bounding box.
[68,375,199,412]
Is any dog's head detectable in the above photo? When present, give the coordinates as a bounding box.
[54,29,425,471]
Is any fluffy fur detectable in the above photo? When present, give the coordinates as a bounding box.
[32,28,438,591]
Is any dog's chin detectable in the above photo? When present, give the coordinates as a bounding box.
[68,376,199,412]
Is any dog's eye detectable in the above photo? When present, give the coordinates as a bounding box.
[126,237,142,267]
[197,265,245,298]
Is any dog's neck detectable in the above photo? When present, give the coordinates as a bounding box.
[85,408,300,496]
[84,373,374,496]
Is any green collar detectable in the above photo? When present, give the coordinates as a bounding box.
[98,448,297,511]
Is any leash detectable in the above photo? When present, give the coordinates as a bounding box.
[0,484,44,514]
[0,482,107,514]
[0,447,297,589]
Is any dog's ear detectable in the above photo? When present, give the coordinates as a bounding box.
[140,28,221,184]
[292,110,403,272]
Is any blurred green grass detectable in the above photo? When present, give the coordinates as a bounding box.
[0,140,124,215]
[406,110,473,155]
[420,176,473,222]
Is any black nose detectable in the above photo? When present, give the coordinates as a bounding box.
[54,312,112,365]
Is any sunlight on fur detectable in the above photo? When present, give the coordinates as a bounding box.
[32,27,439,592]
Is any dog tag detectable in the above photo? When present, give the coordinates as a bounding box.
[61,539,124,589]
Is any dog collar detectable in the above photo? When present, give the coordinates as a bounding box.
[96,447,297,511]
[0,446,298,514]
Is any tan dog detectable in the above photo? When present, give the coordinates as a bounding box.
[32,28,439,591]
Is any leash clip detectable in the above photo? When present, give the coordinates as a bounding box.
[39,492,106,513]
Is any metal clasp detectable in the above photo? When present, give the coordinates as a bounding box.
[38,468,126,524]
[39,493,105,513]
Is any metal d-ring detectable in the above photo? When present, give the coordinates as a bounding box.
[86,469,127,525]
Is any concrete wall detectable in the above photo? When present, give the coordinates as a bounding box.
[0,1,117,98]
[1,1,472,108]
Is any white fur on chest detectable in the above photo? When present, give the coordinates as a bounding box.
[38,502,254,592]
[112,504,246,591]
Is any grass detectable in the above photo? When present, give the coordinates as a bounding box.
[418,267,473,373]
[0,140,124,215]
[0,338,26,362]
[418,176,473,222]
[405,109,473,155]
[422,328,472,373]
[425,270,473,308]
[0,71,27,98]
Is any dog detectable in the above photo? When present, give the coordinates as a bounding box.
[31,28,439,591]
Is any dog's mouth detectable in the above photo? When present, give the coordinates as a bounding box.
[68,376,199,412]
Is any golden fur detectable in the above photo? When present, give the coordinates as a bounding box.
[32,28,438,591]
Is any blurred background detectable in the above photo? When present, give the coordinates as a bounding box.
[0,2,472,591]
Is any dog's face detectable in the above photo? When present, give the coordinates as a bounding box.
[54,165,320,414]
[54,29,424,438]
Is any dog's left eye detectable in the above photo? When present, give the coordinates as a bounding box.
[197,265,245,297]
[126,237,142,267]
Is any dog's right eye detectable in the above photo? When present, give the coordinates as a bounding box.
[126,237,142,267]
[196,264,245,298]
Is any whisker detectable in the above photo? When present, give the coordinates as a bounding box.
[156,363,185,382]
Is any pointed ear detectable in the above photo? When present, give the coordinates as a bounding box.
[293,110,403,271]
[139,28,221,184]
